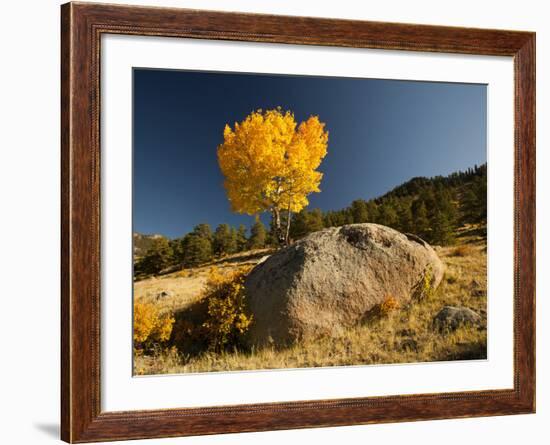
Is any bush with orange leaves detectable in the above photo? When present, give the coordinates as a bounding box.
[134,302,175,350]
[202,266,254,351]
[378,295,401,316]
[364,294,401,322]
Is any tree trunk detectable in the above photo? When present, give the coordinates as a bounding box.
[272,208,285,246]
[284,204,292,246]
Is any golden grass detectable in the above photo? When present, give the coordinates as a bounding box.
[134,230,487,375]
[450,245,474,257]
[133,249,272,315]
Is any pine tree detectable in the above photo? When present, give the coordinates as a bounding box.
[412,199,430,239]
[213,224,237,256]
[396,201,413,233]
[350,199,369,223]
[193,223,213,242]
[181,224,213,267]
[461,187,478,223]
[308,208,325,232]
[475,177,487,221]
[377,202,398,228]
[169,238,185,264]
[430,210,456,245]
[235,225,248,251]
[290,210,310,239]
[366,201,379,224]
[249,220,267,249]
[290,208,325,239]
[228,227,238,254]
[429,189,457,245]
[182,235,212,267]
[462,176,487,223]
[135,237,174,275]
[323,209,353,228]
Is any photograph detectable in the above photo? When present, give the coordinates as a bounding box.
[131,68,488,375]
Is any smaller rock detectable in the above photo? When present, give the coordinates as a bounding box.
[433,306,481,332]
[155,291,172,300]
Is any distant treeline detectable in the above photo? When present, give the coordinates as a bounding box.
[134,221,269,276]
[134,164,486,276]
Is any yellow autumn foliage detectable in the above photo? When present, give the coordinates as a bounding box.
[202,266,254,351]
[134,302,175,347]
[412,266,435,301]
[217,108,328,243]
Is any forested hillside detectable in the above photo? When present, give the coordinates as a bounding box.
[133,233,167,256]
[134,164,486,278]
[291,163,486,245]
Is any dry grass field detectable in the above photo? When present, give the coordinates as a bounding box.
[134,226,486,375]
[134,249,273,315]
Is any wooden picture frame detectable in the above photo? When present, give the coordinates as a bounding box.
[61,2,535,442]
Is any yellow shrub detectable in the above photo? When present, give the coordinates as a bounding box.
[412,266,435,301]
[201,266,254,351]
[134,302,175,348]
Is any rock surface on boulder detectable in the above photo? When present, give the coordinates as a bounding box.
[244,223,444,346]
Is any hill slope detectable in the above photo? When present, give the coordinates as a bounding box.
[133,233,167,257]
[134,224,487,375]
[133,164,487,278]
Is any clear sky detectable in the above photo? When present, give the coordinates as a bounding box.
[133,68,486,239]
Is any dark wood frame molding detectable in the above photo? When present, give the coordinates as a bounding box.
[61,2,536,442]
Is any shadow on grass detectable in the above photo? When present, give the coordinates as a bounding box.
[436,339,487,362]
[209,249,274,266]
[170,299,210,357]
[457,225,487,239]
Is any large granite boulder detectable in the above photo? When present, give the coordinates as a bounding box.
[244,224,444,346]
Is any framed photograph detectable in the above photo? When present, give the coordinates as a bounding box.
[61,2,535,442]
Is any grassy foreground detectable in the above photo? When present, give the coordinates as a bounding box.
[133,226,487,375]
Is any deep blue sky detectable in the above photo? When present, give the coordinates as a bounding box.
[133,69,486,239]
